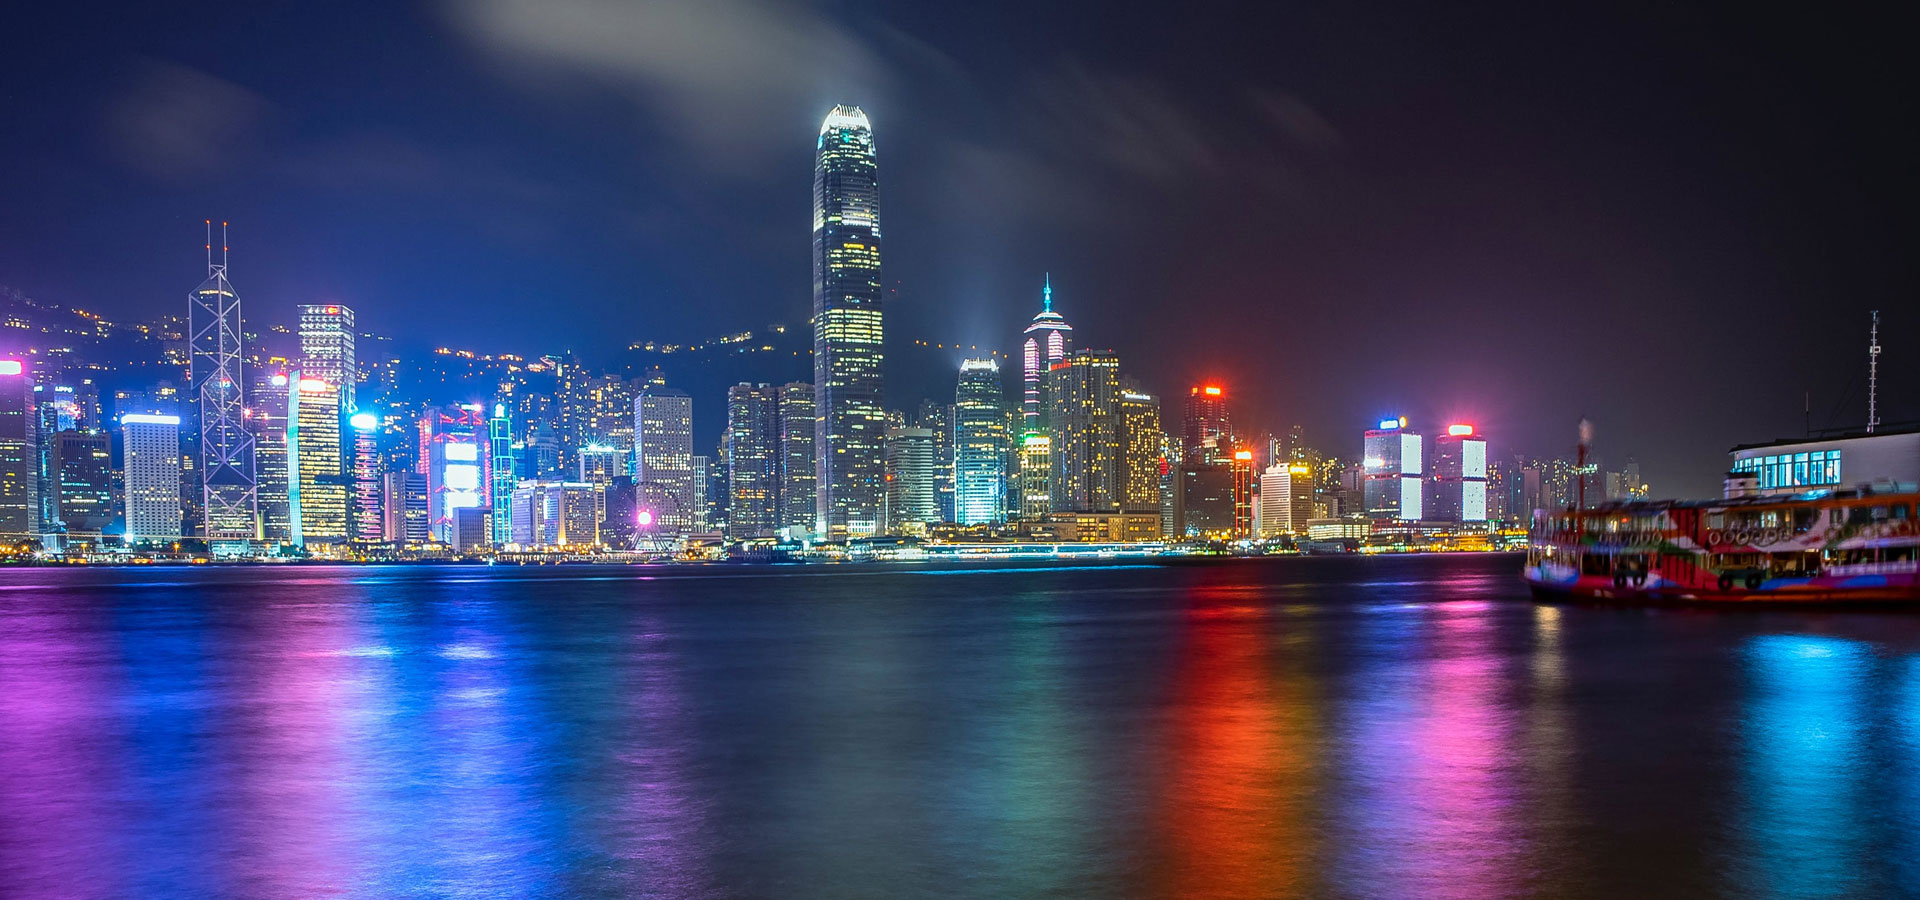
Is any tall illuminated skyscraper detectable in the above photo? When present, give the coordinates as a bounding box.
[287,375,347,544]
[489,403,515,546]
[1117,389,1164,518]
[189,222,257,545]
[422,404,487,544]
[1259,462,1315,536]
[953,359,1008,525]
[51,431,113,538]
[0,360,37,542]
[776,383,816,534]
[1182,385,1231,465]
[348,411,384,542]
[727,383,779,538]
[634,386,697,537]
[1363,417,1423,521]
[1047,350,1121,512]
[812,104,885,537]
[1429,424,1489,524]
[883,426,938,533]
[1017,435,1051,520]
[252,370,293,543]
[1021,275,1073,436]
[298,303,356,410]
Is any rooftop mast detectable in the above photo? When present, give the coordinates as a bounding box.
[1867,310,1881,434]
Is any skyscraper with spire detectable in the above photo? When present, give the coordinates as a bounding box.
[188,221,258,545]
[1021,274,1073,436]
[812,105,884,536]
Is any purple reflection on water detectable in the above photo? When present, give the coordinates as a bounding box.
[612,621,714,896]
[0,597,128,899]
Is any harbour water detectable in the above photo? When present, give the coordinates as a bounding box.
[2,554,1917,899]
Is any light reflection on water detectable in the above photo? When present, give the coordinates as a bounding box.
[1737,635,1878,900]
[0,556,1917,899]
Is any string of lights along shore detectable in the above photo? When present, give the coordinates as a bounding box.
[0,104,1661,560]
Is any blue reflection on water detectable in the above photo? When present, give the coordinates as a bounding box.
[1737,635,1874,900]
[1896,655,1920,894]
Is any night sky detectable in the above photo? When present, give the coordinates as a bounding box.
[1,1,1912,496]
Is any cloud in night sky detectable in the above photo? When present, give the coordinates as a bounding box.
[99,60,271,181]
[441,0,888,170]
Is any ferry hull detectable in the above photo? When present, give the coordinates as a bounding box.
[1525,571,1920,607]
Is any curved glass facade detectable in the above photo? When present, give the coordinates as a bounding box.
[813,105,884,536]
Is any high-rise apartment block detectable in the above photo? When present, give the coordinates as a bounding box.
[121,413,183,544]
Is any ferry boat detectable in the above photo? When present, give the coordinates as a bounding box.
[1524,488,1920,605]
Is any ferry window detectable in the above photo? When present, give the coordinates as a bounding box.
[1893,505,1912,521]
[1849,506,1890,525]
[1736,451,1842,488]
[1793,508,1816,532]
[1708,512,1725,529]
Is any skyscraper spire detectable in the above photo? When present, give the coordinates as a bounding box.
[1021,273,1074,437]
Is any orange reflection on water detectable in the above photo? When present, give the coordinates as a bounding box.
[1149,593,1320,899]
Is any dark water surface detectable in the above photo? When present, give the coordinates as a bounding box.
[3,554,1918,899]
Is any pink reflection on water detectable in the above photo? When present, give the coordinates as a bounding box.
[1337,597,1527,899]
[0,601,128,899]
[209,594,370,895]
[613,623,714,895]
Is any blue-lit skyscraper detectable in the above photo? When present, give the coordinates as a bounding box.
[812,105,884,537]
[953,359,1008,525]
[490,403,515,546]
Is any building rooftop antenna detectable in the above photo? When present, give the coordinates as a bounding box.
[204,219,213,276]
[222,221,230,275]
[1867,309,1881,433]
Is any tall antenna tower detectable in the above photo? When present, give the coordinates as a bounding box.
[189,219,259,547]
[1867,310,1881,434]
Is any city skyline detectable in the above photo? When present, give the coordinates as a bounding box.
[1,3,1909,502]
